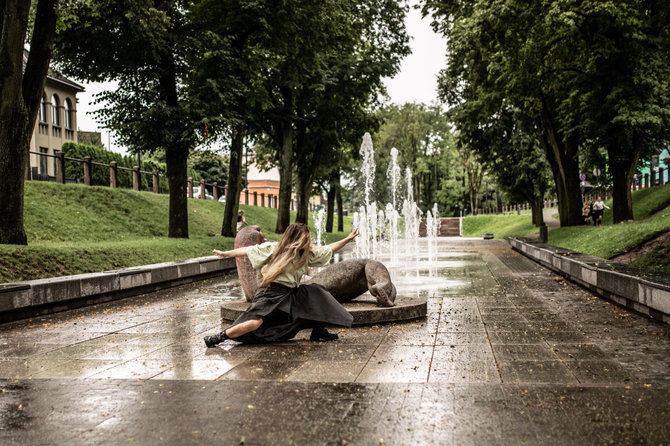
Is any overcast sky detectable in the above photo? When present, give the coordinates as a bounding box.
[75,3,446,155]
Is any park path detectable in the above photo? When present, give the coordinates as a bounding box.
[543,207,560,228]
[1,238,668,445]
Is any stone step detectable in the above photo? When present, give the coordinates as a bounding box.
[221,295,427,325]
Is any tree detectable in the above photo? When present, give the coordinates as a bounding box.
[424,0,670,225]
[55,0,204,238]
[0,0,59,245]
[554,0,670,222]
[291,0,410,224]
[189,150,229,192]
[189,0,272,236]
[476,108,552,226]
[370,103,458,213]
[423,0,584,226]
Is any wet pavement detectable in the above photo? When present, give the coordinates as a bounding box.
[1,239,669,445]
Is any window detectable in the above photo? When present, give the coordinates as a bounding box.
[51,94,60,127]
[64,98,73,130]
[39,93,48,123]
[39,147,48,175]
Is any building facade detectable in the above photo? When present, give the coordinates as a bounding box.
[241,159,280,207]
[240,154,324,210]
[26,51,85,180]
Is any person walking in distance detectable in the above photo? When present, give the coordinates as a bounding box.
[591,196,610,226]
[582,201,592,225]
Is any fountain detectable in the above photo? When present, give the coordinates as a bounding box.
[313,207,326,245]
[221,132,447,325]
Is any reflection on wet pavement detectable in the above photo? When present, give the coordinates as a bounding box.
[1,239,669,444]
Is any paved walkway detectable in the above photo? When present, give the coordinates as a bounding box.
[1,239,668,445]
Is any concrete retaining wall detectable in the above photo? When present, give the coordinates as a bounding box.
[0,257,236,322]
[509,238,670,324]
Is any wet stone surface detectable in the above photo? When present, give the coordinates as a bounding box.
[1,239,669,445]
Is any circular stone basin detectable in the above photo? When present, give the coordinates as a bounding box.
[220,295,427,325]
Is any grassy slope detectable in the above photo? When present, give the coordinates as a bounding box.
[0,182,352,282]
[548,184,670,258]
[462,213,538,239]
[460,184,670,274]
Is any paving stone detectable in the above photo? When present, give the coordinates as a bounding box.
[498,360,579,384]
[492,344,557,361]
[0,239,669,444]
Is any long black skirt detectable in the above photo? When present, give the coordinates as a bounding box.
[230,283,353,344]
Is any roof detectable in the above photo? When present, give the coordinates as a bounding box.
[23,49,85,92]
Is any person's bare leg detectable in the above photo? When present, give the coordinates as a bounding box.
[226,319,262,338]
[204,319,262,347]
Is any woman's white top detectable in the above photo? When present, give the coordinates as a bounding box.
[246,242,333,288]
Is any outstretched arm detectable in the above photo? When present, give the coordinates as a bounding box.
[212,247,249,258]
[328,228,359,253]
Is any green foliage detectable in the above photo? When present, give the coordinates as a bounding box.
[188,150,229,191]
[61,142,170,191]
[0,181,353,282]
[424,0,670,224]
[364,103,464,215]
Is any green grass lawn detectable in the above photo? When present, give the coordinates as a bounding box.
[462,212,538,239]
[5,182,669,282]
[549,184,670,259]
[0,182,353,282]
[460,184,670,274]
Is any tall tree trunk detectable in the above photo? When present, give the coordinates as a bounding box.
[325,173,337,233]
[275,120,293,233]
[156,45,190,238]
[538,107,583,226]
[0,0,58,245]
[608,135,641,223]
[222,125,244,236]
[166,144,189,238]
[336,184,344,232]
[531,195,544,227]
[295,169,313,224]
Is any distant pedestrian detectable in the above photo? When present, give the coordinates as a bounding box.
[582,201,592,225]
[591,196,610,226]
[237,210,247,231]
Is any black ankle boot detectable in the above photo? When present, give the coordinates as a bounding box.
[310,326,338,342]
[204,330,229,348]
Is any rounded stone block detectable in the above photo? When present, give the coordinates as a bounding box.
[220,295,427,325]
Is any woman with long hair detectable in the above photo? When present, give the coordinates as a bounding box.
[204,223,358,347]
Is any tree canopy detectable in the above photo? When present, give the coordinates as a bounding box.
[423,0,670,224]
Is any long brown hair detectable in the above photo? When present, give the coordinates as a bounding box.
[259,223,312,287]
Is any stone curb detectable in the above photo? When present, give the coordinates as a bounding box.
[220,296,428,325]
[0,256,236,322]
[509,238,670,324]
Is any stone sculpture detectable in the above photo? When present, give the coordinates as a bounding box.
[234,225,265,302]
[233,226,396,306]
[305,259,396,307]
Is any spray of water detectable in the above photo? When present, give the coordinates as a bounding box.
[313,207,326,245]
[353,133,439,265]
[360,133,375,210]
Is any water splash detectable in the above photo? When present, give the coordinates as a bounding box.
[313,207,326,245]
[387,147,401,212]
[401,167,422,258]
[353,134,440,267]
[360,132,375,210]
